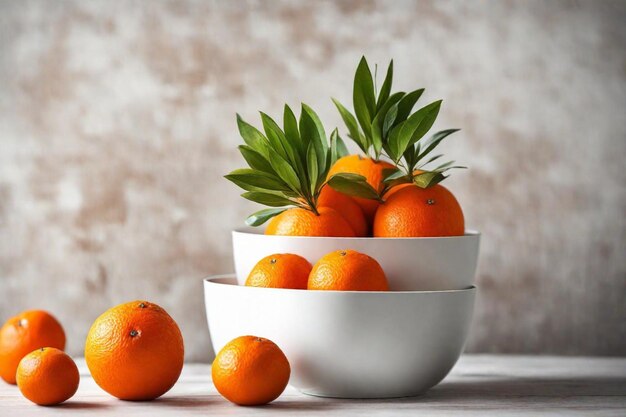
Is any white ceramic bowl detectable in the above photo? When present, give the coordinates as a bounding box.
[204,275,476,399]
[232,229,480,291]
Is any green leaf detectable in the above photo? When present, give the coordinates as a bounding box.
[225,169,290,192]
[382,176,413,197]
[316,150,333,195]
[370,123,383,157]
[300,104,327,146]
[238,145,274,174]
[261,111,308,193]
[407,100,442,147]
[332,98,367,153]
[260,112,290,160]
[381,92,406,137]
[420,153,444,167]
[403,146,417,170]
[416,129,460,163]
[390,100,442,162]
[395,88,425,124]
[268,154,302,193]
[335,133,350,158]
[236,114,270,158]
[283,104,301,155]
[330,129,349,165]
[385,122,404,161]
[382,103,398,138]
[300,104,328,178]
[382,168,405,182]
[241,192,293,207]
[433,160,456,171]
[413,171,447,188]
[435,162,467,172]
[307,143,318,195]
[327,173,382,201]
[371,92,405,157]
[376,60,393,112]
[353,56,376,140]
[245,208,287,227]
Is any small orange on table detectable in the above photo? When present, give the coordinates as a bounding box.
[85,300,184,401]
[212,335,290,406]
[16,347,79,406]
[0,310,66,384]
[308,249,389,291]
[246,253,312,289]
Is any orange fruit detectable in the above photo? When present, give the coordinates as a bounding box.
[317,186,368,237]
[0,310,66,384]
[16,347,79,406]
[246,254,312,289]
[212,335,290,406]
[374,184,464,237]
[85,301,184,400]
[265,206,355,237]
[327,155,394,222]
[308,249,389,291]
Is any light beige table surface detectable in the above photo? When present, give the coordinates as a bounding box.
[1,355,625,416]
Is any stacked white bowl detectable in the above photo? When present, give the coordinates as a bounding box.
[204,228,480,398]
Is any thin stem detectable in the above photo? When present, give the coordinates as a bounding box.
[305,196,319,216]
[374,63,378,95]
[396,159,411,175]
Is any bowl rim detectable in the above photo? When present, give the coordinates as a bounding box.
[233,228,481,240]
[204,274,477,295]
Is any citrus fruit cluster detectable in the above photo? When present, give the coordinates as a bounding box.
[227,57,466,238]
[0,56,469,409]
[245,250,389,291]
[0,306,288,407]
[0,305,184,405]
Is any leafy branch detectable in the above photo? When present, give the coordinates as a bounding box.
[330,56,466,199]
[225,104,349,226]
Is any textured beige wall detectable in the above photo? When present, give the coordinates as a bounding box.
[1,0,625,361]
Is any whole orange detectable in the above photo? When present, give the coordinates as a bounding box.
[374,184,464,237]
[212,335,290,406]
[308,250,389,291]
[0,310,66,384]
[16,347,79,406]
[327,155,394,222]
[85,301,184,400]
[265,207,355,237]
[246,254,312,289]
[317,186,368,237]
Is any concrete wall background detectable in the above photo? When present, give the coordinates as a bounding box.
[1,0,625,361]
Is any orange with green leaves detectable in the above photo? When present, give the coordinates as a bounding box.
[225,104,359,236]
[226,57,467,238]
[328,57,466,237]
